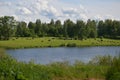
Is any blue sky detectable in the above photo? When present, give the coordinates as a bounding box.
[0,0,120,22]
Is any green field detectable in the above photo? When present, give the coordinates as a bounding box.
[0,37,120,49]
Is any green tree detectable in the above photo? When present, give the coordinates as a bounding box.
[76,20,86,40]
[98,20,105,37]
[48,19,56,36]
[28,22,36,37]
[63,19,75,38]
[16,21,30,37]
[41,23,49,36]
[35,19,42,37]
[55,20,63,37]
[0,16,16,40]
[86,19,97,38]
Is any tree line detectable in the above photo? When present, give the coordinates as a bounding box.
[0,16,120,40]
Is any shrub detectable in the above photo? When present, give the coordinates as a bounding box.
[60,44,65,47]
[66,43,77,47]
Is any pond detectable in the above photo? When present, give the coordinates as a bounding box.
[6,46,120,64]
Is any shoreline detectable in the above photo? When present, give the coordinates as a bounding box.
[4,45,120,50]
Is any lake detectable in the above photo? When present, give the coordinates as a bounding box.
[6,46,120,64]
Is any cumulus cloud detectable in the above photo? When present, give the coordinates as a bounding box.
[104,15,115,20]
[17,7,32,15]
[61,6,88,21]
[93,14,116,21]
[11,14,19,20]
[0,0,89,22]
[0,2,11,6]
[94,15,103,20]
[0,0,118,23]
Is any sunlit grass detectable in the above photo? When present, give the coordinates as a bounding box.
[0,37,120,49]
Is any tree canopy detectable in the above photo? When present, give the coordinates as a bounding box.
[0,16,120,40]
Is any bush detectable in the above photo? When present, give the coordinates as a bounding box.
[60,44,65,47]
[66,43,77,47]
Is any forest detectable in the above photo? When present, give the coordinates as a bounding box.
[0,16,120,40]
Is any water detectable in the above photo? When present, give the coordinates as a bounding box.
[6,46,120,64]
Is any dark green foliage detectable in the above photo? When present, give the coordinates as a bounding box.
[86,19,97,38]
[98,19,120,38]
[16,21,31,37]
[66,43,77,47]
[28,22,36,37]
[35,19,42,37]
[63,19,75,38]
[0,16,17,40]
[1,16,120,40]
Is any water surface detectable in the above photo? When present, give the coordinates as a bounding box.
[6,46,120,64]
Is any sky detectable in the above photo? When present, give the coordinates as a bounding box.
[0,0,120,23]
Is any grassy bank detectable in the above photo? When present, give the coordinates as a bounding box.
[0,37,120,49]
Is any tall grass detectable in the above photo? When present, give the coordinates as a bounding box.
[105,55,120,80]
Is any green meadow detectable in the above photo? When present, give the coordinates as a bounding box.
[0,37,120,49]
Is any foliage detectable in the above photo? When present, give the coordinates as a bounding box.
[0,16,17,40]
[66,43,77,47]
[1,16,120,40]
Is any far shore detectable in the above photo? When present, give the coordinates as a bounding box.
[0,37,120,49]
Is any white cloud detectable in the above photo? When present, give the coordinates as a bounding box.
[17,7,32,15]
[94,15,103,20]
[93,14,116,21]
[0,0,119,23]
[0,0,90,22]
[62,8,78,15]
[104,15,115,20]
[11,14,19,20]
[0,2,11,6]
[79,14,88,21]
[61,6,88,22]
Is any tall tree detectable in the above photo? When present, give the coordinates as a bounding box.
[28,22,36,37]
[35,19,42,37]
[86,19,97,38]
[48,19,56,36]
[63,19,75,38]
[16,21,30,37]
[55,20,63,37]
[0,16,16,40]
[76,20,86,40]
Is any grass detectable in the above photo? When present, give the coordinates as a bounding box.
[0,37,120,49]
[0,48,110,80]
